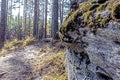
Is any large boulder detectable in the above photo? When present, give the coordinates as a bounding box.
[60,0,120,80]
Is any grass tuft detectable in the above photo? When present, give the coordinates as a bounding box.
[33,48,67,80]
[23,37,36,46]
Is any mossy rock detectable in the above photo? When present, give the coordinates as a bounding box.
[59,0,113,36]
[112,3,120,19]
[60,9,82,34]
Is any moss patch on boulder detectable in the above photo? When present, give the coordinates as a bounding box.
[60,9,82,34]
[97,2,108,12]
[60,0,119,36]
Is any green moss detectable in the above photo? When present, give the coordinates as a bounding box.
[60,0,98,34]
[95,14,101,21]
[80,0,93,11]
[95,15,110,26]
[60,9,82,34]
[101,18,111,24]
[86,13,111,33]
[82,11,92,23]
[60,0,113,35]
[106,3,112,10]
[112,3,120,19]
[97,2,108,12]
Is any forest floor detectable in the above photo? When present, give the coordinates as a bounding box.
[0,41,67,80]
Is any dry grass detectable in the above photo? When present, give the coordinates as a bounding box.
[33,46,67,80]
[0,48,8,56]
[23,37,36,46]
[4,39,23,51]
[0,37,36,56]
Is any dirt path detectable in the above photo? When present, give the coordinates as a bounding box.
[0,42,46,80]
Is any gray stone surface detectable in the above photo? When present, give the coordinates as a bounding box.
[64,21,120,80]
[61,7,120,79]
[65,21,120,80]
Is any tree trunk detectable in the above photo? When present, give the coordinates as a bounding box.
[17,0,22,40]
[43,0,48,38]
[9,0,13,40]
[0,0,7,49]
[51,0,59,39]
[33,0,39,39]
[28,14,31,37]
[60,0,64,24]
[10,0,13,29]
[5,0,10,40]
[23,0,27,39]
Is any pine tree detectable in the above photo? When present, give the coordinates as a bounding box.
[43,0,48,38]
[33,0,39,39]
[51,0,59,39]
[0,0,7,49]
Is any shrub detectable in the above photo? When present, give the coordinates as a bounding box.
[112,3,120,19]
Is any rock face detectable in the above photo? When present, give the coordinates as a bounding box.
[65,22,120,80]
[60,0,120,80]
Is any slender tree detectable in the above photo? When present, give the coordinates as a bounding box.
[0,0,7,49]
[43,0,48,38]
[9,0,13,40]
[33,0,39,38]
[10,0,13,29]
[51,0,59,39]
[17,0,22,40]
[23,0,27,38]
[60,0,64,24]
[5,0,10,40]
[28,13,31,37]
